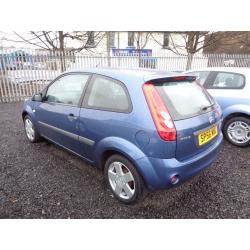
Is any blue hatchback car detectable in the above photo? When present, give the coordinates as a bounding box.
[22,68,223,204]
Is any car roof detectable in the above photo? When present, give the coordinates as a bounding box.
[65,67,179,84]
[185,67,250,75]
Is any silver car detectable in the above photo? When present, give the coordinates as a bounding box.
[185,67,250,147]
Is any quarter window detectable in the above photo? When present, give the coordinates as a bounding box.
[190,71,210,85]
[45,74,89,105]
[85,76,131,112]
[208,72,245,89]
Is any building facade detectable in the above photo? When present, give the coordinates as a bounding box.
[78,32,194,56]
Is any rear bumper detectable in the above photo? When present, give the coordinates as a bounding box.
[135,132,223,191]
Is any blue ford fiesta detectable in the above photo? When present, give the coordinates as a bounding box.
[22,68,223,204]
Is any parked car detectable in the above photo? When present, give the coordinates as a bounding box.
[5,61,18,70]
[22,62,34,69]
[185,67,250,147]
[22,68,223,204]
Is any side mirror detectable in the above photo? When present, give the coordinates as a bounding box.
[32,93,43,102]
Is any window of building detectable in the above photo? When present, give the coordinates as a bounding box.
[86,31,95,47]
[109,32,115,47]
[163,32,170,48]
[128,32,135,47]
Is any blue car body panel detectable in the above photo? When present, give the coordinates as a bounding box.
[36,102,81,153]
[208,89,250,120]
[136,132,223,190]
[223,104,250,118]
[22,68,223,191]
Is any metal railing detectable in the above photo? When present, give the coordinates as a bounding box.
[1,48,250,103]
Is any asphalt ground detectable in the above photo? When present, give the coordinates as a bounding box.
[0,102,249,218]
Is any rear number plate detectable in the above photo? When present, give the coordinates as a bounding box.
[198,126,218,146]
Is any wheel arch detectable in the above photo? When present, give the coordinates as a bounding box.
[222,112,250,128]
[99,148,151,191]
[22,101,36,121]
[100,149,123,171]
[94,137,146,167]
[22,111,29,120]
[93,137,153,187]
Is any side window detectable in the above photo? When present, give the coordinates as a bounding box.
[45,74,89,105]
[85,76,131,113]
[189,71,210,85]
[207,72,245,89]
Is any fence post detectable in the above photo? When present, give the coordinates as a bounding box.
[0,48,10,103]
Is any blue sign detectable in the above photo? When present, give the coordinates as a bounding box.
[112,48,152,56]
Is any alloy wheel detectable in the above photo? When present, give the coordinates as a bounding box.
[227,121,250,144]
[108,161,135,200]
[25,118,35,141]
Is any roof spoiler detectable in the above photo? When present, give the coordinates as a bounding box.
[144,74,196,83]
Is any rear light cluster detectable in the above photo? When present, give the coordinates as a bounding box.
[143,82,176,141]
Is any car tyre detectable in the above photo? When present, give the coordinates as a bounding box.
[223,116,250,147]
[104,154,144,204]
[23,115,41,143]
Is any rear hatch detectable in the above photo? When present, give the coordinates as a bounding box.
[153,76,222,161]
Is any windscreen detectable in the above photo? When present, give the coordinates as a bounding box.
[155,80,215,121]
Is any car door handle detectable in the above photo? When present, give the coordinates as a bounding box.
[67,113,78,120]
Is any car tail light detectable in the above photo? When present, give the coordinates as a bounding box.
[143,82,176,141]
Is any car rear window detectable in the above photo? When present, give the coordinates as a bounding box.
[154,80,215,121]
